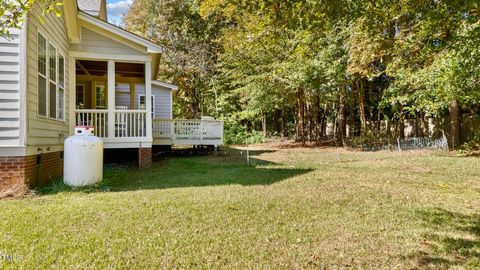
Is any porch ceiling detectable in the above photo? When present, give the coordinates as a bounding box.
[75,60,145,78]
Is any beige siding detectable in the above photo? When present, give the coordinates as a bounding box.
[26,3,70,146]
[0,29,21,145]
[71,27,145,55]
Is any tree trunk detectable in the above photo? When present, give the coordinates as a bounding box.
[449,100,462,148]
[296,88,306,144]
[281,109,287,137]
[348,82,357,138]
[419,111,429,137]
[262,113,267,138]
[273,110,281,136]
[398,113,405,139]
[337,84,347,146]
[358,79,367,135]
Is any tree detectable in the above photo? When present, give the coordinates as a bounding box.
[0,0,61,35]
[124,0,227,118]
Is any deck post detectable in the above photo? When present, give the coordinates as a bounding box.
[145,61,152,139]
[68,57,76,135]
[107,60,115,138]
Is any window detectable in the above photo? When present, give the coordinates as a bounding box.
[95,82,106,109]
[58,54,65,119]
[48,44,57,118]
[138,94,155,118]
[37,32,65,121]
[37,33,47,116]
[76,84,85,109]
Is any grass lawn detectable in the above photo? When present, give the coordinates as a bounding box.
[0,145,479,269]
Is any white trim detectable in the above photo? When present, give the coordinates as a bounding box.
[37,31,48,117]
[19,19,28,146]
[0,145,65,157]
[170,91,173,119]
[0,146,26,156]
[145,61,152,139]
[94,81,107,109]
[151,94,155,119]
[36,29,67,123]
[68,57,76,135]
[58,52,66,120]
[107,60,115,138]
[151,80,178,91]
[78,12,164,53]
[69,51,151,62]
[103,141,152,149]
[48,43,57,120]
[138,94,155,118]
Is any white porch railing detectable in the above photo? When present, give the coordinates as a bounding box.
[114,110,147,138]
[75,109,108,137]
[75,109,147,138]
[153,119,224,143]
[74,111,223,145]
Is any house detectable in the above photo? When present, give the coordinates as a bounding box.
[0,0,223,195]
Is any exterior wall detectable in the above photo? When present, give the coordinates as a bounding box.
[26,2,70,147]
[0,151,62,198]
[71,27,145,56]
[0,28,22,146]
[136,84,173,119]
[0,156,31,197]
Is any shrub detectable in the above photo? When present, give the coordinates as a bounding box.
[462,132,480,153]
[223,121,264,145]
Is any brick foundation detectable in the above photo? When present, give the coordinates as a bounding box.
[0,151,63,198]
[138,148,152,169]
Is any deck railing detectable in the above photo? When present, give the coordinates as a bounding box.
[74,111,223,144]
[75,109,108,137]
[114,110,147,138]
[75,109,147,138]
[153,119,224,142]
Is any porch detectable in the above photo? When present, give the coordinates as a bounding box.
[72,59,223,148]
[74,111,224,147]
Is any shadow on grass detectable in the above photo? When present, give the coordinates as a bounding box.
[39,147,312,195]
[407,208,480,268]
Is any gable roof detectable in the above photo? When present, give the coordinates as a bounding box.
[78,11,164,54]
[152,80,178,91]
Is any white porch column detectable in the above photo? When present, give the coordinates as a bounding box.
[145,61,152,139]
[107,60,115,138]
[68,57,76,135]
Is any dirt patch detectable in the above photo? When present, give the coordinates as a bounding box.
[0,183,35,200]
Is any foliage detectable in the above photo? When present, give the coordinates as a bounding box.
[0,0,62,35]
[124,0,226,118]
[223,120,264,145]
[461,132,480,153]
[123,0,479,144]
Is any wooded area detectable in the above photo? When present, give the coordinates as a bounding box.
[123,0,479,147]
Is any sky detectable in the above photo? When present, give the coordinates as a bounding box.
[106,0,133,26]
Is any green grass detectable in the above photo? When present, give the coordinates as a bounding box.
[0,147,479,269]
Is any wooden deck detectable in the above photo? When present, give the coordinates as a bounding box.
[75,110,223,148]
[152,119,223,146]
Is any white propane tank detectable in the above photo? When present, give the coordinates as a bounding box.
[64,126,103,187]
